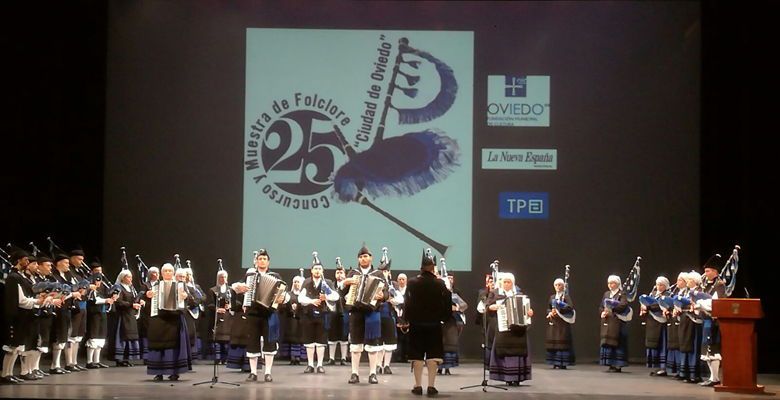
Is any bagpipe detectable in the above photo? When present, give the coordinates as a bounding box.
[719,245,740,297]
[0,245,13,283]
[439,256,468,323]
[602,256,641,323]
[673,286,708,324]
[639,286,670,324]
[312,251,337,313]
[550,264,576,325]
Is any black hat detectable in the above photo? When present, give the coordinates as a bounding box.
[70,249,85,257]
[378,247,391,271]
[358,243,371,257]
[703,253,722,271]
[10,249,30,265]
[54,253,69,263]
[311,251,323,268]
[256,248,270,259]
[90,257,102,269]
[36,251,53,263]
[420,248,436,268]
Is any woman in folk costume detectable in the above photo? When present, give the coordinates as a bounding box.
[181,267,206,359]
[640,276,670,376]
[138,266,160,360]
[662,273,686,377]
[113,268,144,367]
[439,273,467,375]
[486,272,534,386]
[476,274,497,368]
[674,270,704,383]
[225,268,251,372]
[545,278,575,369]
[206,268,232,364]
[145,263,192,381]
[600,274,630,372]
[279,275,306,365]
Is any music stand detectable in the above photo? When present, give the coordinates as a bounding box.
[460,296,506,392]
[193,297,240,388]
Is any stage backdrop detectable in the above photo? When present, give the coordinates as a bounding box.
[104,1,700,361]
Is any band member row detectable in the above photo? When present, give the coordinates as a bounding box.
[485,272,533,386]
[298,255,340,373]
[231,249,290,383]
[545,278,576,369]
[345,244,389,385]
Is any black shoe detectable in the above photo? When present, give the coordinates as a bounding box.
[560,366,567,370]
[264,374,273,382]
[384,366,393,375]
[437,369,442,375]
[316,366,325,374]
[674,375,685,380]
[34,369,47,378]
[289,360,296,365]
[73,364,87,371]
[376,366,382,375]
[427,387,439,396]
[304,366,315,373]
[701,380,719,387]
[326,359,335,366]
[552,365,559,369]
[168,374,179,381]
[687,378,702,384]
[21,373,40,381]
[1,376,19,384]
[614,367,622,373]
[246,373,257,382]
[444,368,451,375]
[369,373,378,384]
[153,375,163,381]
[97,363,110,368]
[348,373,359,384]
[49,368,67,375]
[411,386,423,395]
[655,370,666,376]
[65,365,78,372]
[86,363,100,369]
[340,359,347,366]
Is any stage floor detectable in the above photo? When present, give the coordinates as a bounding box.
[1,361,777,399]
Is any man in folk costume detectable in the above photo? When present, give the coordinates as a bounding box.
[486,272,534,386]
[66,249,89,372]
[19,255,45,381]
[376,250,404,375]
[138,266,159,360]
[640,276,670,376]
[231,249,289,382]
[145,263,192,381]
[697,256,727,387]
[113,268,144,367]
[85,260,117,369]
[404,250,453,395]
[600,274,630,372]
[344,243,389,384]
[32,253,61,378]
[393,273,410,364]
[50,253,84,374]
[298,252,340,374]
[206,268,232,365]
[545,278,576,369]
[327,262,349,366]
[2,250,42,384]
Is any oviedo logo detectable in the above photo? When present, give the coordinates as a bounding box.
[245,93,351,210]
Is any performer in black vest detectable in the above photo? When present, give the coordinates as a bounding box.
[327,262,349,366]
[145,263,192,381]
[600,274,630,372]
[697,259,727,387]
[85,260,117,369]
[113,268,144,367]
[66,249,89,372]
[403,249,450,396]
[2,250,41,384]
[137,266,159,361]
[50,253,84,374]
[19,255,45,381]
[640,276,670,376]
[545,278,576,369]
[231,249,289,383]
[299,252,339,374]
[206,269,232,364]
[344,244,389,385]
[31,253,61,378]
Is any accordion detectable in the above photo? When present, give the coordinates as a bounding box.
[243,272,287,310]
[497,294,531,332]
[150,280,185,317]
[345,274,384,309]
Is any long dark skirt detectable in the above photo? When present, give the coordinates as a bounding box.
[114,319,141,361]
[226,345,250,371]
[646,325,667,369]
[145,315,192,376]
[599,323,629,367]
[545,349,575,367]
[489,337,531,383]
[679,323,703,380]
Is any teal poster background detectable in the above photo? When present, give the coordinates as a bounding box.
[243,29,474,270]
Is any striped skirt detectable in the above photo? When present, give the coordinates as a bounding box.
[145,316,192,376]
[545,349,575,367]
[599,325,629,367]
[646,328,667,369]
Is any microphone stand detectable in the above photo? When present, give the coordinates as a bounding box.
[193,293,240,388]
[460,288,506,392]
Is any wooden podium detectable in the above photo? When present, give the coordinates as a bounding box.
[711,298,764,394]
